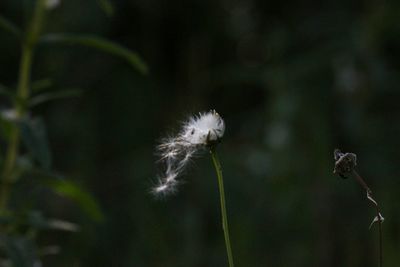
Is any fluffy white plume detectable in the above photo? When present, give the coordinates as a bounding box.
[153,110,225,195]
[181,111,225,145]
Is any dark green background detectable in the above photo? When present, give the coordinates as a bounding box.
[1,0,400,266]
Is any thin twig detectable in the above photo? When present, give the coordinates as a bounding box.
[333,149,384,267]
[352,170,383,267]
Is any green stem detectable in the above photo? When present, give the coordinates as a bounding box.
[210,148,234,267]
[0,0,46,212]
[0,126,20,211]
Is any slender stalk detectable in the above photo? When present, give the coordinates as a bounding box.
[0,0,46,212]
[0,125,21,210]
[352,170,383,267]
[210,148,234,267]
[377,206,383,267]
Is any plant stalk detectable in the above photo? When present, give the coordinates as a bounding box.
[210,148,234,267]
[0,0,46,212]
[352,170,383,267]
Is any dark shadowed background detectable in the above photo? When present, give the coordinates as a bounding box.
[1,0,400,266]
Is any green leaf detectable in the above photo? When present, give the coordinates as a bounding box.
[26,211,80,232]
[40,33,148,75]
[45,178,104,222]
[29,89,82,107]
[96,0,115,17]
[31,79,53,92]
[0,15,22,39]
[19,117,52,170]
[46,218,80,232]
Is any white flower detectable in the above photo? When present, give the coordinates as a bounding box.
[153,110,225,195]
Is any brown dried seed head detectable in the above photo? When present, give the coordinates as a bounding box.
[333,149,357,178]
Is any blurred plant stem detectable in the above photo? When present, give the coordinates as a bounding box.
[0,0,46,212]
[210,148,235,267]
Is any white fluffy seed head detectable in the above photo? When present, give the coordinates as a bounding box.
[153,110,225,196]
[181,110,225,145]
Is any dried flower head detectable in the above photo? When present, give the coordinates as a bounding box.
[332,148,384,266]
[333,149,357,178]
[153,110,225,195]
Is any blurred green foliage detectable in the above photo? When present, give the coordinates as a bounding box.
[1,0,400,266]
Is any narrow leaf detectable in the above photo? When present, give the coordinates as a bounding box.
[0,15,22,38]
[29,89,81,107]
[45,178,104,222]
[46,219,80,232]
[31,79,53,92]
[19,117,52,169]
[25,211,79,232]
[40,33,148,74]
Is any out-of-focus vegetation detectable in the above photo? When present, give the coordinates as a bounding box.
[1,0,400,266]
